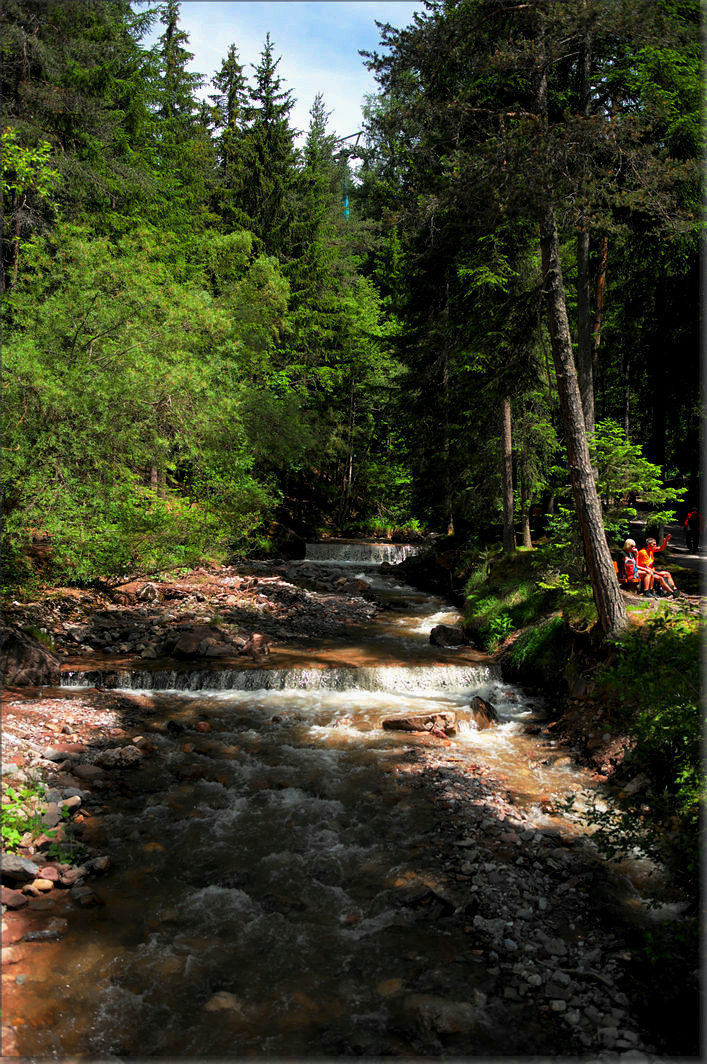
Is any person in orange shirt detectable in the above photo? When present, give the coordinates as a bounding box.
[636,535,680,597]
[621,539,655,595]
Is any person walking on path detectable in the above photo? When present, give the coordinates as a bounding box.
[684,509,702,553]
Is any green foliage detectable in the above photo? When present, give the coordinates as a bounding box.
[591,419,686,534]
[1,782,47,851]
[1,222,303,583]
[1,127,61,202]
[1,777,87,862]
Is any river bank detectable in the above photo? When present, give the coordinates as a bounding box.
[1,544,701,1058]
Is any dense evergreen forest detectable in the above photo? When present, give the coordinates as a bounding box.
[2,0,701,624]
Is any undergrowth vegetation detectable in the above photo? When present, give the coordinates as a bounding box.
[463,543,703,887]
[595,609,703,882]
[463,543,597,653]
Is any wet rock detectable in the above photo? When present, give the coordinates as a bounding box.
[70,884,101,907]
[469,696,498,731]
[1,886,28,909]
[1,854,40,885]
[429,624,467,647]
[24,918,68,940]
[61,795,82,812]
[204,643,231,658]
[382,711,456,734]
[173,630,207,658]
[37,866,60,882]
[94,746,143,769]
[43,745,82,762]
[85,855,111,874]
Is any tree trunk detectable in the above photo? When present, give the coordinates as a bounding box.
[501,395,515,553]
[575,17,595,435]
[540,209,627,637]
[576,227,595,435]
[441,285,454,537]
[338,376,356,526]
[593,234,608,360]
[535,14,626,638]
[519,442,533,549]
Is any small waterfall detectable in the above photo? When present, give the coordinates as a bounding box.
[61,663,498,693]
[304,541,422,565]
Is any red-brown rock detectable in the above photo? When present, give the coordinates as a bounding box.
[382,711,456,734]
[0,887,27,910]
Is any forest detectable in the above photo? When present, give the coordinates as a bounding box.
[2,0,700,616]
[1,2,703,1057]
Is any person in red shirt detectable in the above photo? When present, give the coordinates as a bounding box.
[684,509,702,553]
[636,535,680,597]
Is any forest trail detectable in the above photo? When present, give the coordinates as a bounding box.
[1,544,680,1058]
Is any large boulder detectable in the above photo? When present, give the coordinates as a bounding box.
[268,521,306,560]
[469,695,498,731]
[429,624,467,647]
[382,711,456,735]
[1,624,61,686]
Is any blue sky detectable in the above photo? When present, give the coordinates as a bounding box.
[144,2,425,144]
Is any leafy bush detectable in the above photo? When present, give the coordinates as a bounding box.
[595,610,703,881]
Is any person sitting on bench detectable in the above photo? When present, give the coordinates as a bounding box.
[637,535,680,598]
[616,540,647,593]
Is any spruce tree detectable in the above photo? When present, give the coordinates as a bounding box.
[237,33,300,256]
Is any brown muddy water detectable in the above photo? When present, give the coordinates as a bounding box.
[5,546,672,1059]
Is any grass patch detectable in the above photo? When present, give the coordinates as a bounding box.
[463,544,597,651]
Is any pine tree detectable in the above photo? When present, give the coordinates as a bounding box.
[156,0,203,142]
[236,33,300,255]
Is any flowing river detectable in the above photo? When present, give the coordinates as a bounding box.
[6,542,664,1059]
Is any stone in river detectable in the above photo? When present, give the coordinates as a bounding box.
[72,763,105,781]
[469,696,498,731]
[382,711,456,734]
[430,624,467,647]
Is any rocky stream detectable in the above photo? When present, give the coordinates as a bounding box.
[1,541,694,1060]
